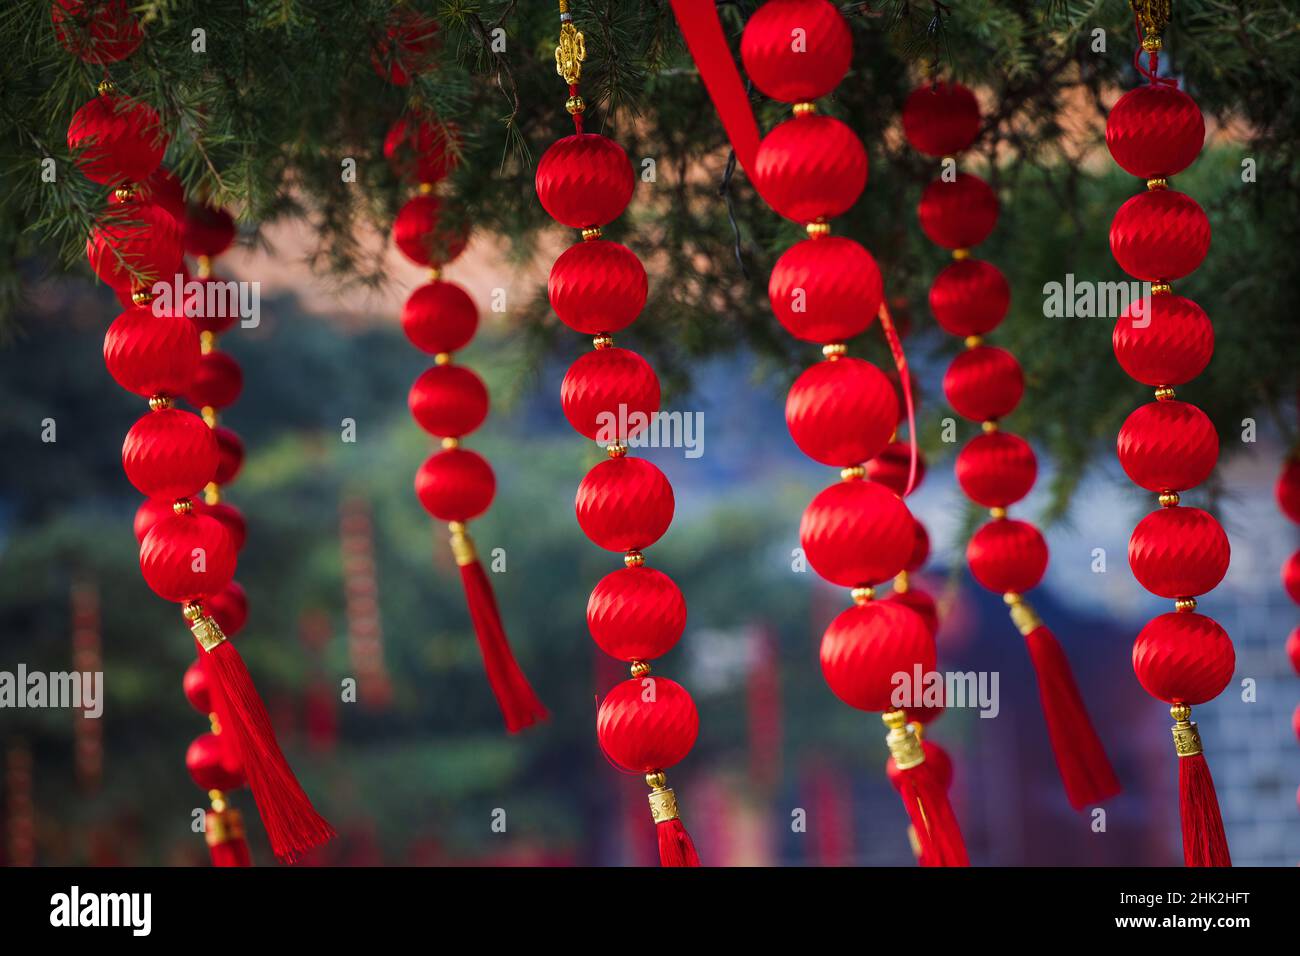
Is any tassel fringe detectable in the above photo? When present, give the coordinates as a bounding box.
[655,817,701,867]
[895,761,969,867]
[1172,707,1231,867]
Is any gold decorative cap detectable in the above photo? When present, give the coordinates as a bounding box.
[646,772,680,823]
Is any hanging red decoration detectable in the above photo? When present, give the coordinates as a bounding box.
[188,349,244,410]
[374,35,547,732]
[753,115,867,223]
[768,237,883,342]
[64,43,331,862]
[901,81,981,157]
[739,0,851,103]
[785,358,898,466]
[540,1,704,866]
[820,601,935,712]
[865,441,928,498]
[1275,459,1300,524]
[183,204,237,258]
[1106,5,1232,866]
[207,580,249,638]
[800,479,915,587]
[52,0,143,65]
[549,240,648,334]
[906,75,1119,813]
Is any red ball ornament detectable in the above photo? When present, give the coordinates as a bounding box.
[1109,189,1210,281]
[393,194,467,267]
[409,364,488,438]
[902,82,982,157]
[1286,626,1300,676]
[886,586,939,638]
[1283,550,1300,605]
[1275,460,1300,524]
[1117,400,1218,492]
[943,345,1023,422]
[213,426,244,485]
[929,258,1009,336]
[575,457,675,552]
[183,204,236,258]
[414,448,495,523]
[918,173,998,250]
[956,431,1037,507]
[183,275,239,336]
[384,116,459,185]
[182,659,210,713]
[1129,507,1230,599]
[1106,85,1205,179]
[122,408,217,500]
[207,580,249,637]
[199,501,247,553]
[754,116,866,223]
[561,348,660,443]
[133,497,173,543]
[768,237,882,343]
[188,350,243,410]
[587,566,686,662]
[1113,293,1213,386]
[1132,611,1234,705]
[140,512,236,603]
[186,732,244,792]
[535,134,635,229]
[401,281,478,354]
[87,200,183,290]
[548,240,647,334]
[103,305,200,398]
[596,677,698,772]
[785,358,897,466]
[865,442,927,497]
[739,0,852,103]
[820,600,935,712]
[52,0,143,64]
[67,93,165,185]
[371,10,438,86]
[800,479,914,587]
[967,518,1048,594]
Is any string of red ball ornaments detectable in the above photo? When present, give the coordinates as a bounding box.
[1107,7,1233,867]
[902,78,1121,813]
[1278,454,1300,820]
[720,0,970,865]
[537,0,700,867]
[373,21,548,735]
[60,3,331,864]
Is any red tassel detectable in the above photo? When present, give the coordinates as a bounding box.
[206,809,252,867]
[201,635,334,863]
[1177,738,1231,866]
[457,555,549,733]
[1020,618,1122,809]
[655,817,701,867]
[894,761,969,867]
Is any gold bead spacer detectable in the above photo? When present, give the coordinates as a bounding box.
[97,79,115,96]
[1155,385,1176,401]
[434,352,452,366]
[581,226,602,242]
[428,267,441,281]
[630,660,651,679]
[441,437,460,450]
[964,334,983,349]
[1175,596,1198,613]
[840,465,865,481]
[1158,491,1180,508]
[418,182,434,195]
[196,255,213,279]
[982,420,999,434]
[172,498,193,516]
[131,289,155,306]
[805,220,830,239]
[792,102,817,117]
[208,788,226,813]
[148,395,173,411]
[952,248,971,261]
[1151,282,1173,296]
[199,330,216,355]
[624,550,645,568]
[893,570,910,594]
[606,441,627,458]
[114,185,136,203]
[990,506,1007,519]
[822,342,847,361]
[592,334,614,350]
[1142,35,1163,53]
[201,406,217,428]
[851,586,875,605]
[204,482,220,506]
[565,94,586,115]
[1146,177,1168,191]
